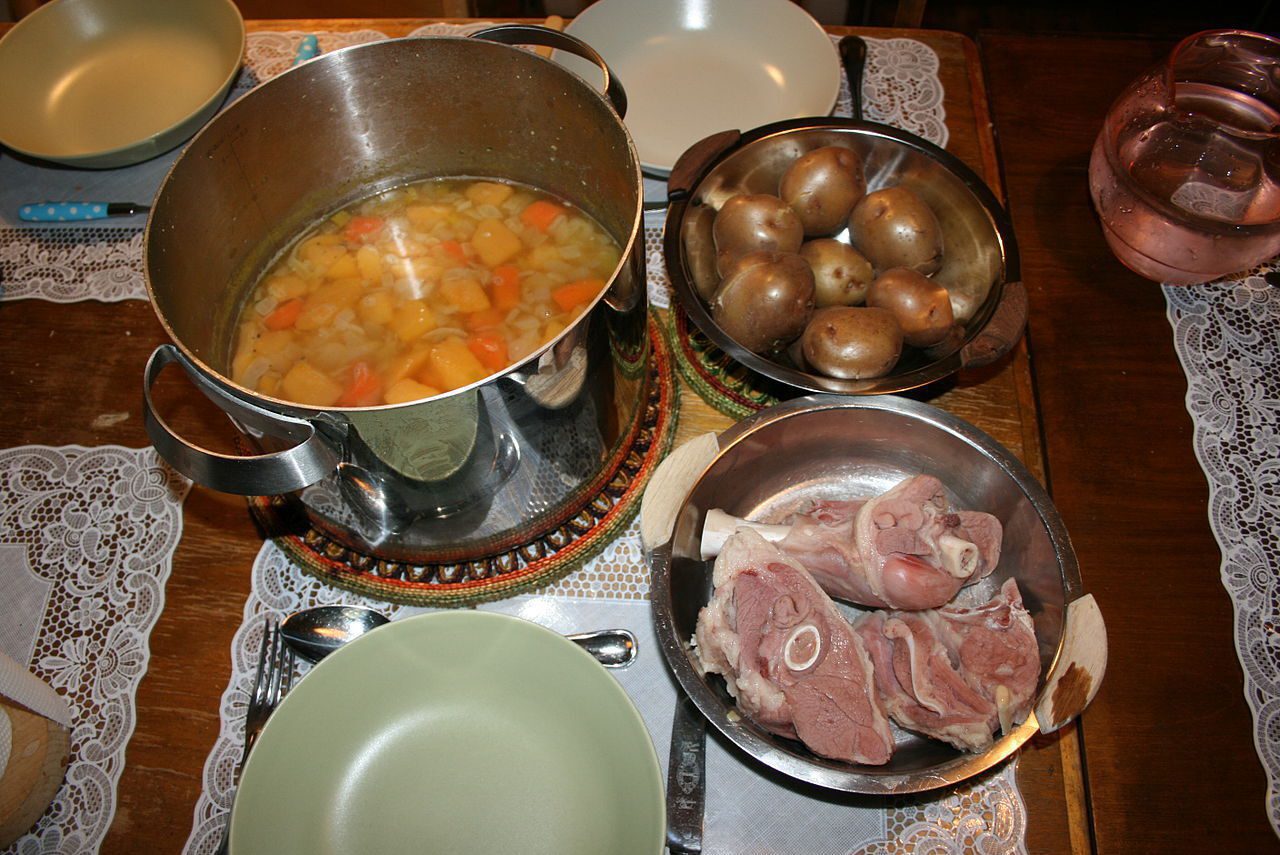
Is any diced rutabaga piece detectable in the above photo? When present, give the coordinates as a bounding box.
[693,528,895,765]
[852,578,1041,753]
[700,475,1003,610]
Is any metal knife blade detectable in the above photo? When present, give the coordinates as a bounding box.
[19,202,149,222]
[666,691,707,854]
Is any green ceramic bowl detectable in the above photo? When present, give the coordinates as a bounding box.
[230,611,665,854]
[0,0,244,168]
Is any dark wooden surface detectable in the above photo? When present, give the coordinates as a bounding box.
[16,18,1264,855]
[982,33,1275,853]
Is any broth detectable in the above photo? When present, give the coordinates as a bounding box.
[230,177,621,407]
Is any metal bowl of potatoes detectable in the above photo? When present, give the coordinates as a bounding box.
[662,118,1026,395]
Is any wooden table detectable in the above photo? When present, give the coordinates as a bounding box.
[981,33,1275,853]
[4,18,1250,855]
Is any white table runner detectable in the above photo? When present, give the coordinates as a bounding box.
[1165,267,1280,836]
[0,446,189,855]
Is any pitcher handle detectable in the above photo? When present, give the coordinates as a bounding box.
[143,344,337,495]
[469,24,628,118]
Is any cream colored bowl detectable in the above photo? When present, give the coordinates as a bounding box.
[561,0,839,175]
[231,612,665,854]
[0,0,244,168]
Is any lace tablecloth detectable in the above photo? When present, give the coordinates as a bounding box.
[1164,268,1280,836]
[182,528,1027,855]
[0,446,189,855]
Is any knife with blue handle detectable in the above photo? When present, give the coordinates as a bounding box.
[19,202,150,222]
[293,34,319,65]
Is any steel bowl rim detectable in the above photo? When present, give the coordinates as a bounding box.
[649,393,1081,794]
[662,117,1021,396]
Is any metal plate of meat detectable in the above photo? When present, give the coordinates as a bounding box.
[648,394,1082,793]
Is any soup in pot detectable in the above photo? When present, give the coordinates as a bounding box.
[230,178,622,407]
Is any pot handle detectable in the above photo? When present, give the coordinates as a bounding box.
[961,280,1028,369]
[143,344,338,495]
[469,24,628,118]
[667,130,742,200]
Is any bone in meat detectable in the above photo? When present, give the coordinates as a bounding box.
[693,528,895,765]
[701,475,1002,610]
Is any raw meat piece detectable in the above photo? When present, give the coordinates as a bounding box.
[853,579,1041,752]
[933,578,1041,734]
[702,475,1002,610]
[855,611,999,752]
[694,528,895,765]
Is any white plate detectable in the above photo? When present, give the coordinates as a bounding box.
[560,0,840,176]
[229,611,665,855]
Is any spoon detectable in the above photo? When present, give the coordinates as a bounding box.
[280,604,638,668]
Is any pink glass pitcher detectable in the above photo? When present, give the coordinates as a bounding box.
[1089,30,1280,285]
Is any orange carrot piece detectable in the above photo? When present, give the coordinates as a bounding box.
[336,361,383,407]
[520,200,567,232]
[467,333,509,373]
[491,265,521,310]
[440,239,467,262]
[465,308,506,331]
[550,278,604,312]
[343,216,384,241]
[264,298,304,330]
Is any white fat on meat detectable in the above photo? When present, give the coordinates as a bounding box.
[693,528,895,765]
[700,476,1003,611]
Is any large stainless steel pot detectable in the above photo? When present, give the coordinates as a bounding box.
[142,27,647,561]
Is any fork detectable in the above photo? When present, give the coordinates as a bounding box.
[217,618,295,854]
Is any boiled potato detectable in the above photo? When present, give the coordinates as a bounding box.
[780,145,867,237]
[711,251,815,354]
[800,239,874,308]
[712,194,803,276]
[866,267,955,347]
[848,186,943,275]
[800,306,903,380]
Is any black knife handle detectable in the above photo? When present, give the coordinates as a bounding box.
[665,692,707,854]
[839,35,868,122]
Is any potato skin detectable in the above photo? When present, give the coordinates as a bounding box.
[848,186,943,275]
[711,251,815,354]
[800,239,874,308]
[800,306,903,379]
[779,146,867,237]
[866,267,955,347]
[712,194,804,276]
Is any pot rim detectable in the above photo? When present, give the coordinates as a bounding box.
[143,33,645,418]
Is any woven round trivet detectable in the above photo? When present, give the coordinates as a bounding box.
[667,303,783,420]
[249,320,678,607]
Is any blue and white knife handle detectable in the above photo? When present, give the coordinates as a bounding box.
[292,34,319,65]
[20,202,112,222]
